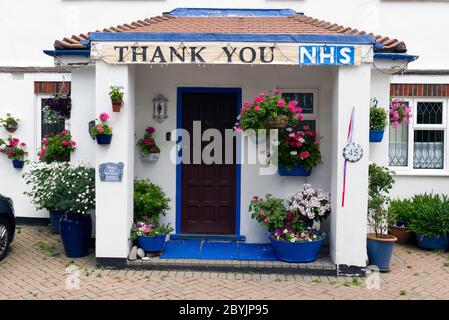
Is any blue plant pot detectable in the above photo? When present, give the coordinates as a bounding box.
[137,234,167,252]
[278,165,311,177]
[60,213,92,258]
[367,234,397,271]
[369,129,384,143]
[96,134,112,145]
[12,160,24,169]
[416,234,448,250]
[270,237,323,263]
[49,210,64,234]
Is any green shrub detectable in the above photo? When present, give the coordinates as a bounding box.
[388,198,414,227]
[134,179,170,221]
[408,193,449,237]
[370,108,388,130]
[368,163,395,237]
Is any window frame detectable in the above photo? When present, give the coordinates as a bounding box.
[279,89,319,130]
[389,97,449,175]
[35,94,53,161]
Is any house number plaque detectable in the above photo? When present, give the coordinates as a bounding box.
[99,162,124,182]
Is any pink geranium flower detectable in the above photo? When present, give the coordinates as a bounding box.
[274,89,280,95]
[99,112,110,122]
[61,140,69,147]
[97,125,105,133]
[146,126,155,134]
[254,105,261,111]
[277,100,286,107]
[71,141,76,146]
[299,151,310,160]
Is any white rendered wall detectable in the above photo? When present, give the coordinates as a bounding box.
[1,0,447,70]
[94,62,135,258]
[0,72,69,218]
[134,64,335,243]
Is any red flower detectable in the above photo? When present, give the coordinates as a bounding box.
[62,140,69,147]
[146,126,155,134]
[299,151,310,160]
[71,141,76,146]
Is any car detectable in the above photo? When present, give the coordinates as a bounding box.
[0,194,15,261]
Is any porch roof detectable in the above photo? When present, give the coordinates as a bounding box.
[52,8,407,53]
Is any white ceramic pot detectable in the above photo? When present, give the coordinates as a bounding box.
[140,151,160,162]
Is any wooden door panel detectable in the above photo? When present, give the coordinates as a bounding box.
[181,92,237,234]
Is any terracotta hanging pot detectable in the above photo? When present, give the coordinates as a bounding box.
[265,115,289,129]
[112,99,123,112]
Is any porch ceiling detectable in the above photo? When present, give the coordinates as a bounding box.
[53,8,407,53]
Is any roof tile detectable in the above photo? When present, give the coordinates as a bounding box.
[53,10,406,53]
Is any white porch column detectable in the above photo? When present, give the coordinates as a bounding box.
[95,61,135,261]
[330,64,371,274]
[370,70,391,165]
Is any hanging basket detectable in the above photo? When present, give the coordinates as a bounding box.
[6,125,18,133]
[265,115,289,129]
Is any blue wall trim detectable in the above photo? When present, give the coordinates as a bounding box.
[87,32,377,45]
[43,49,90,57]
[374,53,419,62]
[165,8,299,17]
[176,87,242,236]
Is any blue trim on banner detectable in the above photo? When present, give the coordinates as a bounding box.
[374,53,419,62]
[87,32,377,45]
[176,87,242,236]
[43,49,90,57]
[165,8,299,17]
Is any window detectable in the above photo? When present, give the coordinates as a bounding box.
[281,89,318,131]
[389,98,447,172]
[40,98,69,139]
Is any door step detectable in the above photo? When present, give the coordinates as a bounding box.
[169,233,246,242]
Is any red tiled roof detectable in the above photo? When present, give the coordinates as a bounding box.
[54,13,406,53]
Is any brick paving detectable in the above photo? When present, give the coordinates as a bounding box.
[1,226,449,300]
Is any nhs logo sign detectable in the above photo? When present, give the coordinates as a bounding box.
[299,45,355,65]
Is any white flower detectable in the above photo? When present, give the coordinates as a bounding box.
[286,127,293,132]
[290,151,297,156]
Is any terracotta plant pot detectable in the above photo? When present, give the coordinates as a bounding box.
[265,115,289,129]
[389,226,414,245]
[112,99,123,112]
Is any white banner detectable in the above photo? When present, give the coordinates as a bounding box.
[91,42,366,66]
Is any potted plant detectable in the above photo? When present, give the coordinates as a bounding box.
[90,112,113,145]
[23,162,70,234]
[0,137,28,169]
[409,193,449,250]
[137,126,161,162]
[369,107,388,142]
[276,125,321,176]
[131,217,173,252]
[388,198,415,244]
[133,179,171,252]
[0,113,20,133]
[38,130,76,164]
[234,90,303,141]
[367,163,397,271]
[390,99,412,129]
[109,86,124,112]
[54,164,95,257]
[249,189,329,263]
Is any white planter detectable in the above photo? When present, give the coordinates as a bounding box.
[140,151,160,162]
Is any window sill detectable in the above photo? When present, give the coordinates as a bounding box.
[391,170,449,177]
